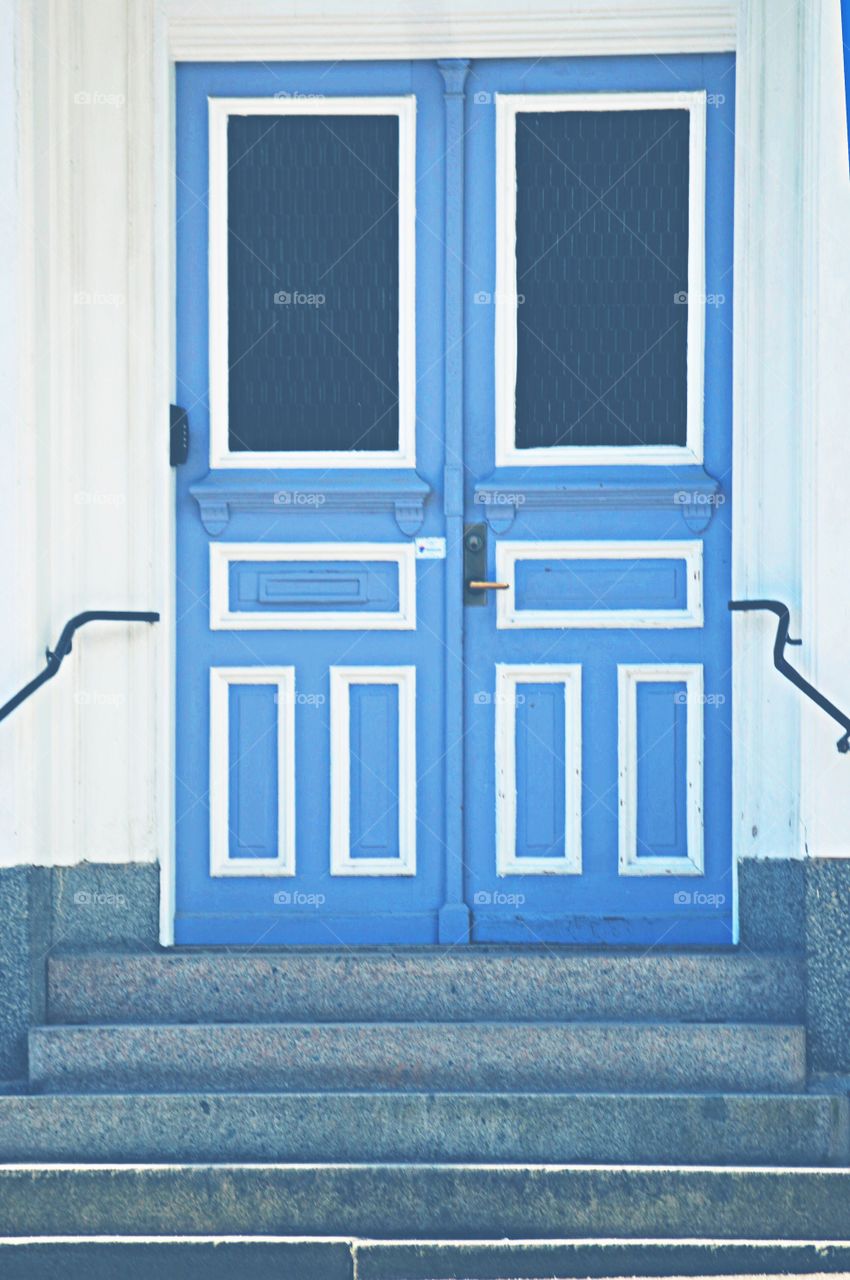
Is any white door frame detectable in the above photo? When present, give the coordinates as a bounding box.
[12,0,843,941]
[152,0,833,943]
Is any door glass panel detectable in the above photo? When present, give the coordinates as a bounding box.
[514,107,690,450]
[227,113,400,453]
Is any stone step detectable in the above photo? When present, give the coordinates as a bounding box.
[2,1164,850,1238]
[0,1090,843,1165]
[358,1241,850,1280]
[46,948,804,1026]
[0,1239,351,1280]
[28,1020,807,1094]
[4,1239,850,1280]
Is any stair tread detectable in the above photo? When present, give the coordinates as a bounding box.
[0,1086,829,1099]
[46,949,805,1026]
[5,1237,850,1280]
[27,1020,807,1097]
[1,1163,850,1240]
[0,1075,844,1194]
[34,1017,807,1028]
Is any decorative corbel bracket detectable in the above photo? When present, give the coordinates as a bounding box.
[190,470,431,537]
[473,468,723,532]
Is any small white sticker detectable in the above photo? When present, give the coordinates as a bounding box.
[414,537,446,560]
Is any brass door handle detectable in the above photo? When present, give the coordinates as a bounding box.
[467,581,509,590]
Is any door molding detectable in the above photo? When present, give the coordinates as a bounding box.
[330,665,418,877]
[209,666,297,877]
[167,2,736,61]
[143,0,826,945]
[495,664,583,877]
[495,539,704,630]
[15,0,846,943]
[155,2,737,946]
[207,93,417,470]
[493,89,707,468]
[617,663,705,877]
[209,542,417,631]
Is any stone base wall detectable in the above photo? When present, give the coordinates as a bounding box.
[0,858,847,1083]
[0,864,159,1081]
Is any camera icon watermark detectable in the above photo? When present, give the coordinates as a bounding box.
[673,690,726,707]
[273,490,326,507]
[73,291,125,308]
[473,890,526,906]
[273,890,326,907]
[73,890,128,909]
[73,91,126,108]
[74,690,125,708]
[474,290,525,306]
[475,490,525,508]
[673,890,726,907]
[73,490,127,507]
[273,290,325,307]
[275,691,326,708]
[673,490,726,508]
[473,691,525,706]
[674,290,725,308]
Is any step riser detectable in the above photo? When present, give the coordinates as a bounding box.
[3,1166,850,1239]
[6,1240,850,1280]
[46,952,804,1025]
[0,1093,843,1166]
[0,1240,349,1280]
[359,1241,850,1280]
[28,1023,806,1094]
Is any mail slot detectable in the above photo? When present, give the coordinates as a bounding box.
[231,561,399,613]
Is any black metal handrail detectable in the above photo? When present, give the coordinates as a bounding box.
[729,598,850,753]
[0,611,160,725]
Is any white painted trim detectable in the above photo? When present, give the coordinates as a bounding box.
[494,90,706,468]
[730,0,804,863]
[618,663,704,876]
[209,542,416,630]
[208,94,416,470]
[495,664,583,876]
[22,0,842,946]
[798,0,850,860]
[496,539,703,630]
[330,665,416,876]
[1,0,38,867]
[157,1,177,943]
[145,2,733,950]
[166,2,736,61]
[1,1232,850,1246]
[209,666,296,877]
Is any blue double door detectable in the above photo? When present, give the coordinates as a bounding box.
[175,54,735,945]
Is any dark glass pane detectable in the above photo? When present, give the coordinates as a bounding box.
[514,108,690,450]
[227,114,399,453]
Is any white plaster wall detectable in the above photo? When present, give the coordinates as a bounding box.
[0,0,846,876]
[799,0,850,858]
[0,0,25,860]
[2,0,164,867]
[733,0,850,861]
[731,0,806,859]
